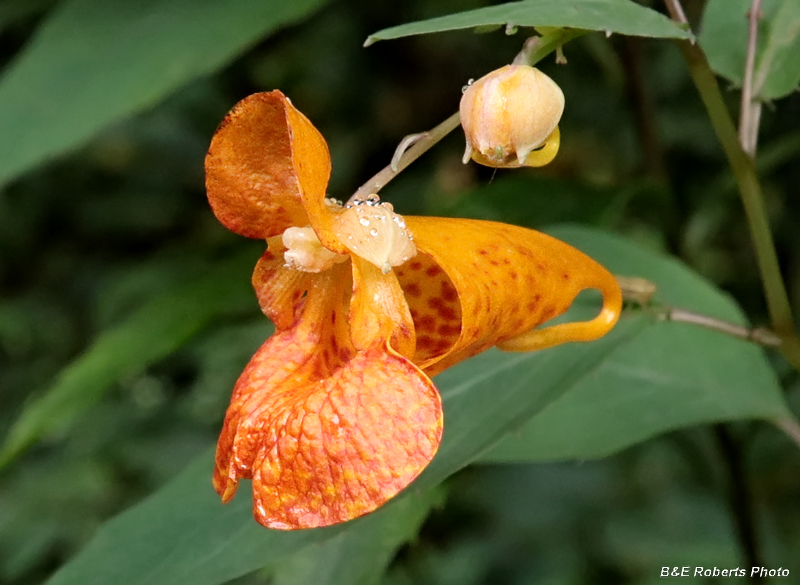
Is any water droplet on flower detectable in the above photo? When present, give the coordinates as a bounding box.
[332,196,417,272]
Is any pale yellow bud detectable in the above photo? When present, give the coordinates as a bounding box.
[460,64,564,168]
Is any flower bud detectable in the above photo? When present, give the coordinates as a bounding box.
[460,64,564,168]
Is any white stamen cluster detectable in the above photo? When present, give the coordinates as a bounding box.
[282,226,348,273]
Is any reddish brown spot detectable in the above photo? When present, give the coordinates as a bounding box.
[425,265,442,277]
[432,339,451,354]
[502,257,511,265]
[409,261,423,271]
[416,315,436,333]
[526,301,538,312]
[437,324,461,337]
[331,312,337,324]
[417,335,435,349]
[428,298,458,321]
[440,282,458,303]
[478,249,489,256]
[405,282,422,298]
[510,271,518,280]
[440,307,458,321]
[537,263,545,271]
[489,259,500,266]
[562,273,570,280]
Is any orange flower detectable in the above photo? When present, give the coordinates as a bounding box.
[205,91,622,530]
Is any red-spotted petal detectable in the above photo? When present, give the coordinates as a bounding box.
[394,252,462,364]
[404,216,622,375]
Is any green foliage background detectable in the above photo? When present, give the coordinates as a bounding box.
[1,0,800,584]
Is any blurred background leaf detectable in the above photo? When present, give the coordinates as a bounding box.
[0,247,259,470]
[0,0,328,188]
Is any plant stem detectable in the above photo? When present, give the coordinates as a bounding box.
[663,0,800,371]
[665,308,781,348]
[739,0,763,157]
[616,274,782,347]
[350,113,461,202]
[350,28,585,202]
[663,0,689,25]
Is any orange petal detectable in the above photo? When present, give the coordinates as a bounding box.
[404,216,622,375]
[349,256,415,358]
[251,236,315,330]
[205,91,331,240]
[214,266,442,529]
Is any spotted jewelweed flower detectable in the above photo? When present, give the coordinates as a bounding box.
[461,64,564,168]
[206,90,621,530]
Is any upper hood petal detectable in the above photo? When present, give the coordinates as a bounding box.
[205,91,333,242]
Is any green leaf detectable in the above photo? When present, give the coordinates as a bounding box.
[43,226,789,585]
[365,0,691,46]
[481,225,789,463]
[0,248,259,470]
[0,0,327,188]
[270,486,445,585]
[700,0,800,100]
[44,263,645,584]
